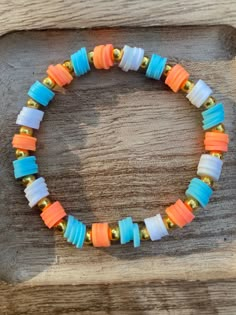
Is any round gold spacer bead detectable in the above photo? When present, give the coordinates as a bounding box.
[88,51,94,64]
[22,175,36,187]
[113,48,122,62]
[27,98,40,109]
[203,96,216,109]
[63,60,74,73]
[140,56,150,69]
[201,176,214,187]
[19,126,33,136]
[108,225,120,241]
[184,197,199,211]
[42,77,56,89]
[181,80,195,93]
[211,124,225,133]
[163,215,176,229]
[163,64,172,76]
[16,148,29,159]
[84,228,93,245]
[56,220,67,233]
[210,151,223,159]
[139,223,150,241]
[37,197,52,211]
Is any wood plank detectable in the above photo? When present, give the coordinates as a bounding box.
[0,0,236,36]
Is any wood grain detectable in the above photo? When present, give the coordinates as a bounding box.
[0,19,235,315]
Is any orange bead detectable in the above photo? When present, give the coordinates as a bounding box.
[204,132,229,152]
[92,223,111,247]
[165,199,195,228]
[47,64,73,87]
[12,134,37,151]
[40,201,67,229]
[93,44,114,69]
[165,64,189,93]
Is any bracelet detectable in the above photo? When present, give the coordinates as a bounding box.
[12,44,229,249]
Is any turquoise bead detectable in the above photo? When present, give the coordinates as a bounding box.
[202,103,224,130]
[13,156,38,179]
[133,223,140,248]
[71,47,90,76]
[185,177,213,208]
[118,217,134,244]
[28,81,55,106]
[146,54,167,80]
[64,215,86,249]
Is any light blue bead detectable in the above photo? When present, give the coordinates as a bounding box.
[64,215,86,248]
[133,223,140,248]
[185,178,213,208]
[146,54,167,80]
[76,223,86,249]
[71,47,90,76]
[202,103,225,130]
[64,215,73,239]
[13,156,38,179]
[28,81,55,106]
[118,217,134,244]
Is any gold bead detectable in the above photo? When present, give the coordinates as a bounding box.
[19,126,33,136]
[211,124,225,133]
[22,175,36,186]
[88,51,94,64]
[140,56,150,69]
[37,197,52,211]
[139,223,150,241]
[113,48,122,62]
[84,228,93,245]
[42,77,56,89]
[163,64,172,76]
[56,220,67,233]
[108,225,120,241]
[201,176,214,187]
[181,80,195,93]
[210,151,223,159]
[184,197,199,211]
[16,148,29,159]
[63,60,74,73]
[203,96,216,109]
[163,216,176,229]
[27,98,40,109]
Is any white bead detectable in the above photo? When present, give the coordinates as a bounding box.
[24,177,49,207]
[197,154,223,181]
[16,107,44,129]
[119,45,144,72]
[144,214,168,241]
[186,80,212,108]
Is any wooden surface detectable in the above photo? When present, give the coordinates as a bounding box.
[0,1,236,314]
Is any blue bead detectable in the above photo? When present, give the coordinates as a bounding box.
[146,54,167,80]
[202,103,225,130]
[118,217,134,244]
[71,47,90,77]
[64,215,86,249]
[13,156,38,179]
[28,81,55,106]
[76,223,86,249]
[185,178,213,208]
[133,223,140,248]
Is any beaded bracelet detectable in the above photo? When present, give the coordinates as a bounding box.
[12,44,229,249]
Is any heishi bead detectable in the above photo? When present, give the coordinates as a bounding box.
[40,201,67,229]
[202,103,225,130]
[93,44,114,70]
[64,215,86,248]
[204,132,229,152]
[118,217,134,244]
[13,156,38,179]
[12,134,37,151]
[24,177,49,208]
[185,178,213,208]
[119,45,144,72]
[16,107,44,130]
[146,54,167,80]
[71,47,90,76]
[165,199,195,228]
[144,214,168,241]
[197,154,223,181]
[165,64,189,93]
[47,64,73,87]
[186,79,212,108]
[92,223,111,247]
[28,81,55,106]
[133,223,140,247]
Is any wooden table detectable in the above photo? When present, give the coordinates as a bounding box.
[0,1,235,314]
